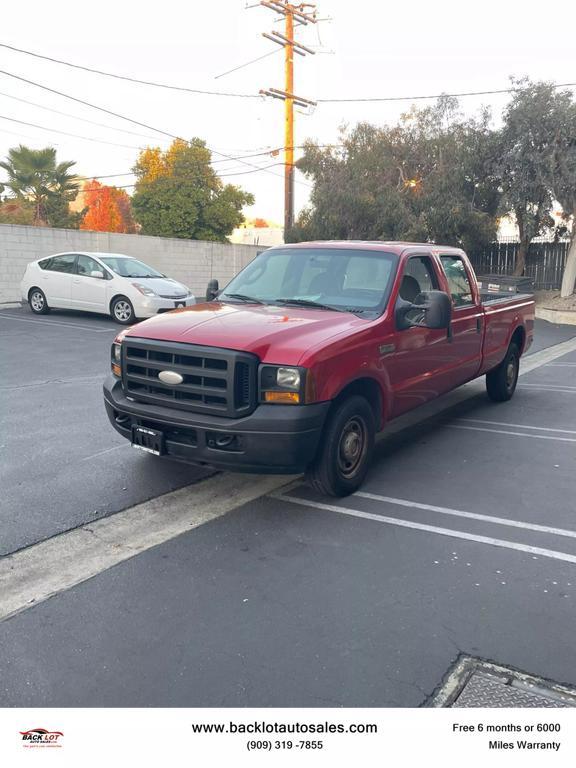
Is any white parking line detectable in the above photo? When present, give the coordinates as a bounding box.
[446,424,576,442]
[0,473,291,622]
[545,363,576,367]
[519,383,576,392]
[457,418,576,435]
[81,445,126,461]
[0,313,117,332]
[273,494,576,565]
[354,491,576,539]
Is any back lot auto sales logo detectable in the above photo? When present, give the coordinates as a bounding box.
[20,728,64,748]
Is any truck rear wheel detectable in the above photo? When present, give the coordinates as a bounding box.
[486,342,519,402]
[306,395,375,497]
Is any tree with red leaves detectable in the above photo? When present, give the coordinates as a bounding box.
[80,180,136,233]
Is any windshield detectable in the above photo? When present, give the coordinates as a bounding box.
[99,256,164,278]
[219,247,398,316]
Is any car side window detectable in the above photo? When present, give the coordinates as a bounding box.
[399,256,439,302]
[77,255,103,277]
[440,255,474,307]
[44,254,77,274]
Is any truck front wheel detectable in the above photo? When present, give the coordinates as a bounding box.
[306,395,375,497]
[486,342,519,402]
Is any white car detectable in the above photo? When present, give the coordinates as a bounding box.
[20,251,195,324]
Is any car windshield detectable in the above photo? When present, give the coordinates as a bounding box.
[219,247,398,316]
[99,256,164,278]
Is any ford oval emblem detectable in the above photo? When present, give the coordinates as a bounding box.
[158,370,184,385]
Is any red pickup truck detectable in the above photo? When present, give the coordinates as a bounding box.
[104,241,534,496]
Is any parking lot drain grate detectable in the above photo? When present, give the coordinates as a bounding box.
[430,657,576,708]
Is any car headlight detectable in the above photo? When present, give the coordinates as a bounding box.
[259,365,314,405]
[132,282,156,296]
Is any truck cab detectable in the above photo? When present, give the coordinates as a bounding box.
[104,241,534,496]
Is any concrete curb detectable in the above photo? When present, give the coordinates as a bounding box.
[536,306,576,326]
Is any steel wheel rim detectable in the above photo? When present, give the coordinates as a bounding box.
[337,416,367,479]
[114,301,132,322]
[506,356,517,389]
[31,292,44,311]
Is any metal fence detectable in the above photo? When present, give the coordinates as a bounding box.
[469,240,571,290]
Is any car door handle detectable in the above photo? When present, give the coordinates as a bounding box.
[72,279,80,283]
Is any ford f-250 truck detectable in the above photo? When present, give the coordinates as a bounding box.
[104,241,534,496]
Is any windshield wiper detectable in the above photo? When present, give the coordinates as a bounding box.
[220,293,267,305]
[274,297,347,312]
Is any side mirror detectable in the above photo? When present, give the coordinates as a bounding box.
[395,290,452,330]
[90,270,105,279]
[206,278,219,301]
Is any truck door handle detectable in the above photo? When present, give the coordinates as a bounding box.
[476,316,482,333]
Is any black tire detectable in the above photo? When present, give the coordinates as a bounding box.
[486,342,519,402]
[111,296,135,325]
[306,395,375,497]
[28,287,50,314]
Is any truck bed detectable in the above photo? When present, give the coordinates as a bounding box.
[480,290,534,305]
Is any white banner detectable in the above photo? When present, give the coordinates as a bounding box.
[1,708,575,766]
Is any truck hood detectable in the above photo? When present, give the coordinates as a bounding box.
[127,301,368,365]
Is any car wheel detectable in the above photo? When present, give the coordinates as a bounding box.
[486,342,519,402]
[28,288,50,314]
[306,395,375,497]
[111,296,135,325]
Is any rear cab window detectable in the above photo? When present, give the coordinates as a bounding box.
[439,255,475,307]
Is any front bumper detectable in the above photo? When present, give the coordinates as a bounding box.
[135,294,196,318]
[103,376,330,473]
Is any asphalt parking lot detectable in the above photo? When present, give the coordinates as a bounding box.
[1,305,576,707]
[0,306,212,555]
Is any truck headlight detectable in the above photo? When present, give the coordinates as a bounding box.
[111,329,129,377]
[277,367,301,390]
[259,365,313,404]
[111,343,122,377]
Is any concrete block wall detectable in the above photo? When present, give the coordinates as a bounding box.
[0,224,262,304]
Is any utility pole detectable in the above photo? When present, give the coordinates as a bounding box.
[259,2,318,235]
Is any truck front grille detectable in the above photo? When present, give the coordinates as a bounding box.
[122,339,257,417]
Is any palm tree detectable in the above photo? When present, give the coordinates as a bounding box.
[0,145,79,225]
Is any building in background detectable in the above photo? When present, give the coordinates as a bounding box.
[230,217,284,247]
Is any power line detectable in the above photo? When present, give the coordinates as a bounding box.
[85,145,343,179]
[317,82,576,103]
[1,41,573,106]
[0,114,146,149]
[219,162,285,176]
[0,41,260,98]
[0,69,312,187]
[0,89,168,141]
[76,164,283,191]
[214,48,282,79]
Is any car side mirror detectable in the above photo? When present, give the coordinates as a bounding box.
[90,270,105,279]
[395,290,452,330]
[206,278,219,301]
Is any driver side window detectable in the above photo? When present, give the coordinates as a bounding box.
[399,256,439,302]
[77,255,102,277]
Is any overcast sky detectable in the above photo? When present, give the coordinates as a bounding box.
[1,0,574,224]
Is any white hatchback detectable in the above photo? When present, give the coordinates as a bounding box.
[21,251,195,324]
